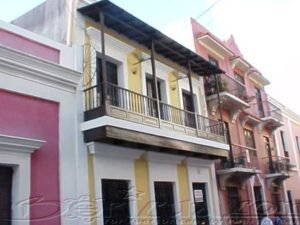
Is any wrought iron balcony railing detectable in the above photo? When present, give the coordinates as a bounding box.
[84,83,226,142]
[268,156,295,174]
[205,74,248,101]
[246,100,283,122]
[223,144,259,170]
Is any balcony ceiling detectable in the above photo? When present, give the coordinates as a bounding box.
[78,0,224,76]
[217,167,261,190]
[197,34,234,59]
[230,57,250,73]
[248,70,270,87]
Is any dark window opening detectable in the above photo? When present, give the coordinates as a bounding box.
[0,166,13,225]
[280,131,289,158]
[287,191,296,225]
[102,179,130,225]
[296,136,300,152]
[208,56,219,68]
[254,186,266,224]
[234,72,245,84]
[182,91,196,128]
[193,183,209,225]
[227,187,242,225]
[244,129,256,149]
[96,57,119,107]
[255,88,264,117]
[154,182,176,225]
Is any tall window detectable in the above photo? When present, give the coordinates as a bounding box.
[208,56,219,68]
[296,136,300,152]
[280,131,289,158]
[227,187,242,225]
[244,129,256,149]
[234,72,245,84]
[254,186,266,224]
[182,91,196,128]
[146,77,162,101]
[96,57,118,85]
[154,182,176,225]
[255,88,264,117]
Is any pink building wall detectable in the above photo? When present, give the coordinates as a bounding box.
[0,26,65,225]
[0,28,60,63]
[0,89,60,225]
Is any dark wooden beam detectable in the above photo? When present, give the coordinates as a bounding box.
[150,40,161,124]
[105,126,228,158]
[100,11,107,114]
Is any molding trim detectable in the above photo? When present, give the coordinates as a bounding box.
[145,152,185,164]
[0,134,45,154]
[0,46,81,93]
[87,142,143,159]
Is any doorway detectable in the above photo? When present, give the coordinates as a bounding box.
[154,182,176,225]
[193,183,209,225]
[0,166,13,225]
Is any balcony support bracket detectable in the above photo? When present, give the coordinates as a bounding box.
[230,109,241,124]
[208,99,219,117]
[218,168,259,190]
[265,173,290,189]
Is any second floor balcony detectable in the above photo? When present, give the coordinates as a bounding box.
[265,155,296,187]
[205,74,249,123]
[82,83,229,158]
[217,144,260,189]
[246,100,283,131]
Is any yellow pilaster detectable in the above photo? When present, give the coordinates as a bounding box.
[127,50,142,93]
[134,157,152,225]
[87,153,97,225]
[177,162,192,225]
[168,71,180,108]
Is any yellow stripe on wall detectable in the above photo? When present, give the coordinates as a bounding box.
[134,157,152,225]
[87,153,97,225]
[177,162,192,225]
[168,71,180,108]
[127,50,142,94]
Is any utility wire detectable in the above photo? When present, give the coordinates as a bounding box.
[195,0,223,20]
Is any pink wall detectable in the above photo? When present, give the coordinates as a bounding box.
[276,117,300,201]
[0,89,60,225]
[191,18,279,220]
[0,29,60,63]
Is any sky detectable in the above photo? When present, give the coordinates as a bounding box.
[1,0,300,115]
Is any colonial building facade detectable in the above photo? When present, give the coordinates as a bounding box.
[0,21,83,225]
[11,0,230,225]
[4,1,300,225]
[191,18,297,225]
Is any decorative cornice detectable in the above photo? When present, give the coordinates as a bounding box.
[0,45,81,93]
[0,134,45,154]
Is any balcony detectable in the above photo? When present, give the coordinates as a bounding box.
[82,83,229,158]
[217,144,260,189]
[260,101,283,131]
[205,74,249,123]
[265,156,296,187]
[243,100,283,131]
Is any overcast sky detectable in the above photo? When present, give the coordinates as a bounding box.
[1,0,299,115]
